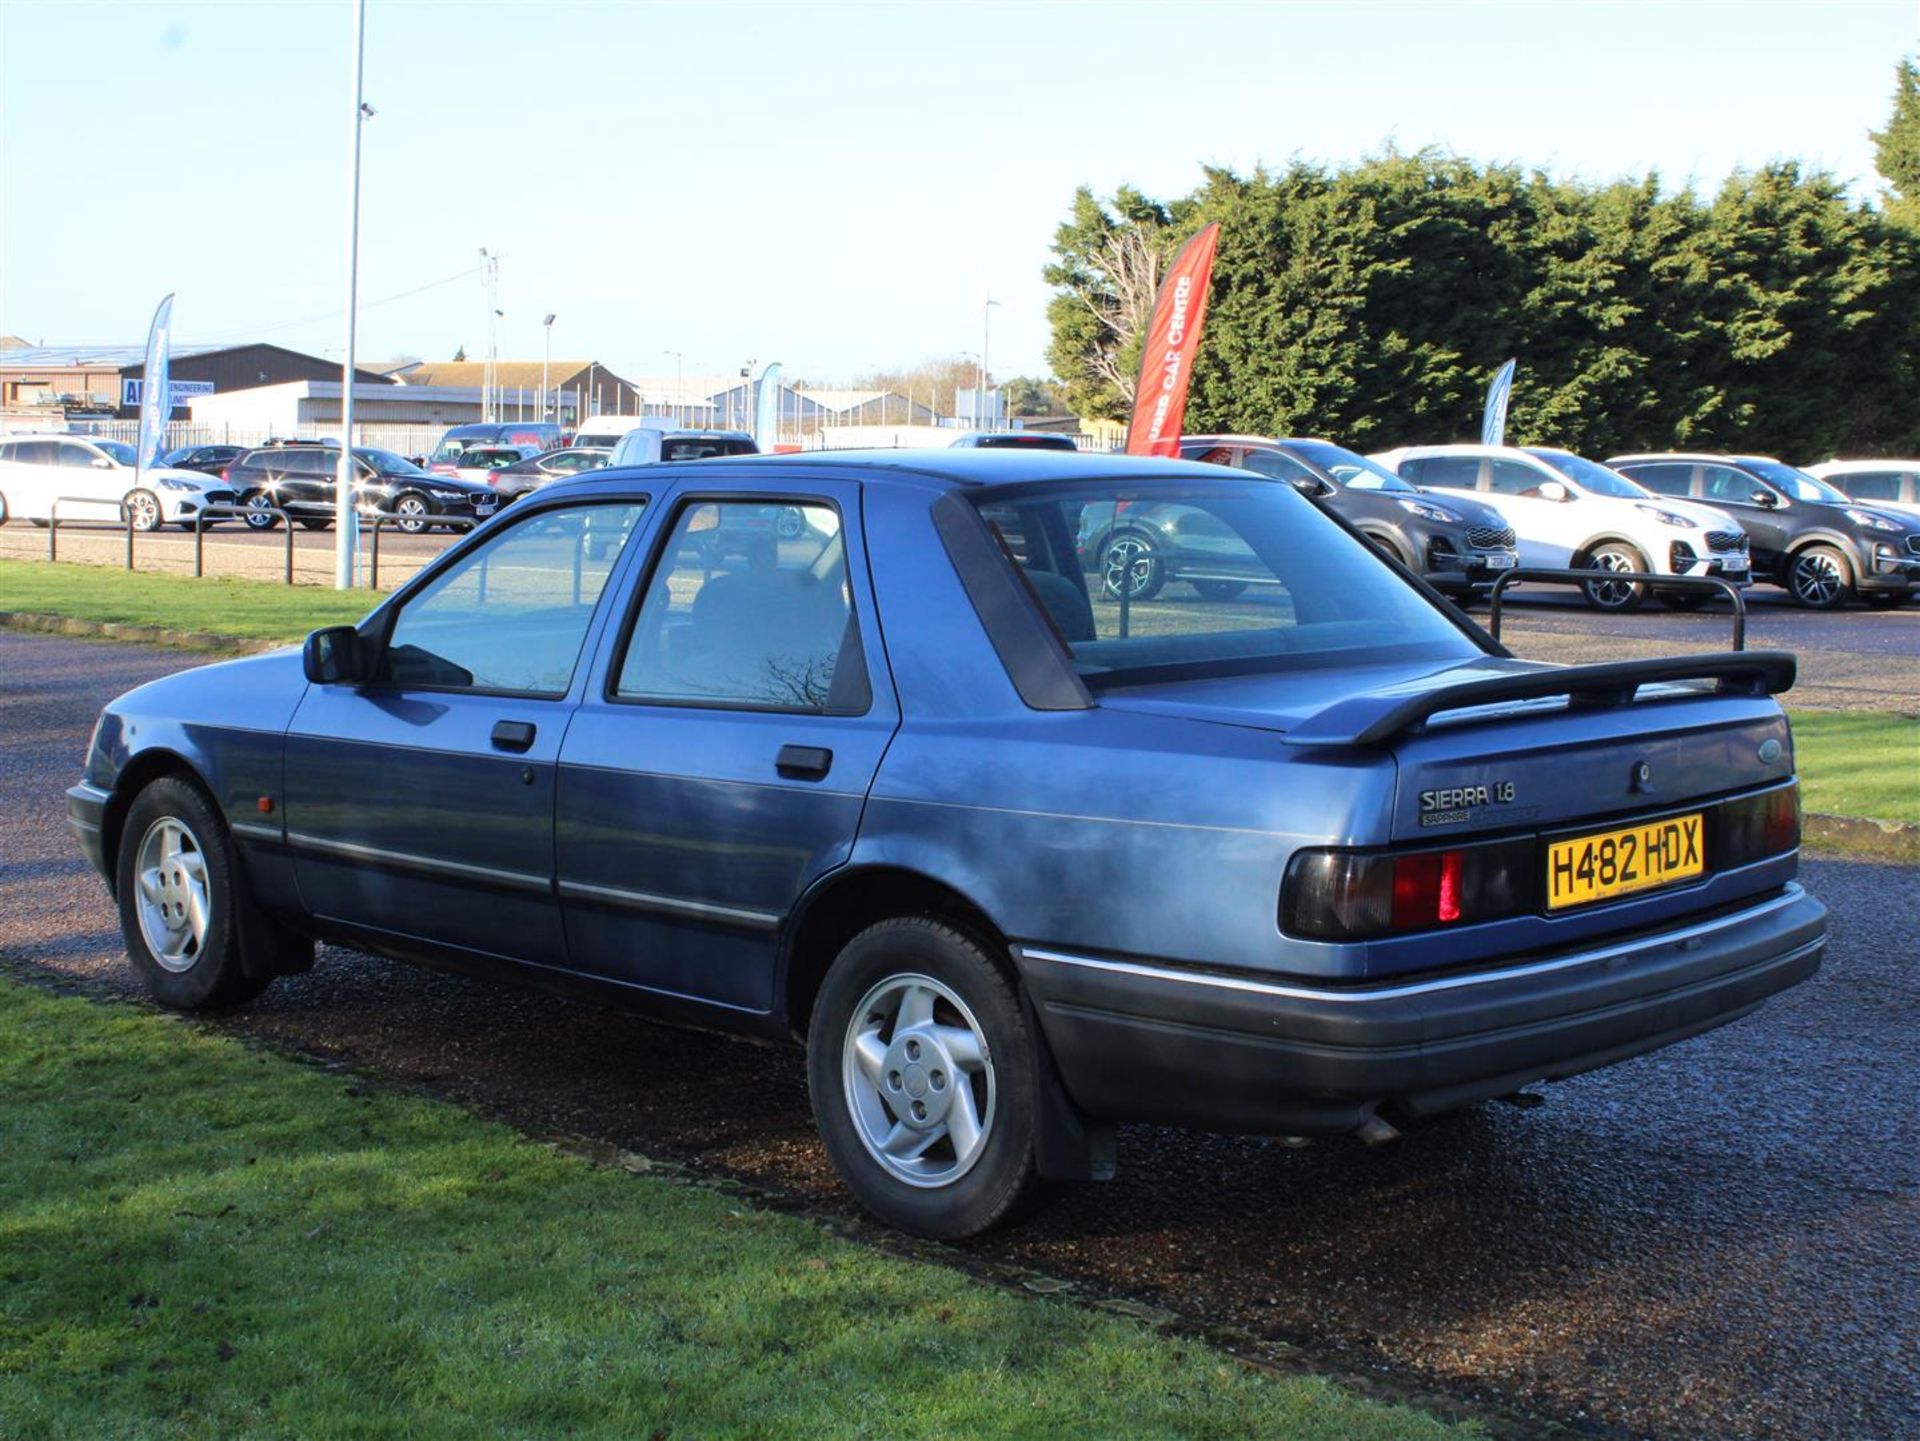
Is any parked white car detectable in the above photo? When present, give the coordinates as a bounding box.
[1805,459,1920,519]
[0,433,237,531]
[1368,444,1749,612]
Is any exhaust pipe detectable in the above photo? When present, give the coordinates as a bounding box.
[1355,1113,1402,1148]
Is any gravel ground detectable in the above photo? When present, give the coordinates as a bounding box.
[3,630,1916,1441]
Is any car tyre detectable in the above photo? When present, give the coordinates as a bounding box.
[1190,579,1247,601]
[115,777,271,1012]
[1580,542,1649,613]
[808,918,1037,1239]
[125,489,163,533]
[0,489,9,527]
[1099,529,1165,602]
[391,493,432,534]
[242,494,281,530]
[297,517,333,531]
[1786,545,1852,610]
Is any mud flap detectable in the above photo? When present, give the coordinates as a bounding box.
[1022,990,1116,1182]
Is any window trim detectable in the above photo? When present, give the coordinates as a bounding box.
[357,497,652,702]
[602,490,876,718]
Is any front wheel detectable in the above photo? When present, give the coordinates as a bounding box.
[242,494,281,530]
[115,777,270,1011]
[808,919,1037,1239]
[1580,543,1649,613]
[1099,530,1165,601]
[391,493,433,534]
[125,489,164,532]
[1787,545,1852,609]
[0,489,9,527]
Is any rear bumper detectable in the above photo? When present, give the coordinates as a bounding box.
[1017,883,1825,1135]
[66,781,111,886]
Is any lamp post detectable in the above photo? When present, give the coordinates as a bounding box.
[542,313,555,421]
[663,349,683,424]
[335,0,368,590]
[981,294,1000,430]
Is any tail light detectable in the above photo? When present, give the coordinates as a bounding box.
[1719,783,1799,869]
[221,466,232,481]
[1283,838,1534,941]
[488,470,505,487]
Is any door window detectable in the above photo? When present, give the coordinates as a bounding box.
[10,441,58,466]
[1834,471,1901,502]
[1408,456,1481,490]
[1485,459,1548,495]
[1701,466,1768,506]
[1622,462,1692,496]
[1241,450,1320,485]
[614,499,868,713]
[57,442,101,468]
[377,502,647,695]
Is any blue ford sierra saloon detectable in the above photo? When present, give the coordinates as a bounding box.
[67,452,1827,1237]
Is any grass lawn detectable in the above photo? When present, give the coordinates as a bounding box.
[1790,710,1920,825]
[0,558,380,648]
[0,981,1465,1441]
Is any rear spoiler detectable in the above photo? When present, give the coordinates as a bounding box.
[1283,651,1797,748]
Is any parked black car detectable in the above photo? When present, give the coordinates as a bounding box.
[427,421,564,469]
[158,444,247,477]
[225,445,500,534]
[1608,452,1920,609]
[489,446,613,503]
[948,432,1082,452]
[1180,436,1519,599]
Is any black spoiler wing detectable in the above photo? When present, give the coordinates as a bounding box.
[1283,651,1797,748]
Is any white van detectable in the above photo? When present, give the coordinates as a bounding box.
[607,428,758,468]
[571,415,660,451]
[1369,443,1749,612]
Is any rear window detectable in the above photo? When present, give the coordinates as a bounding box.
[661,437,757,462]
[967,479,1474,689]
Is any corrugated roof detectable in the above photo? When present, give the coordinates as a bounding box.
[0,343,234,368]
[396,360,621,390]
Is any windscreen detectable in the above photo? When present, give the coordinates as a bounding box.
[357,448,427,476]
[94,440,139,466]
[969,478,1476,687]
[1528,449,1648,499]
[1284,439,1415,492]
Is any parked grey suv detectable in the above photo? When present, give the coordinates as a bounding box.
[1609,453,1920,609]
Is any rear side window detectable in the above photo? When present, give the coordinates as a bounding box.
[614,499,868,713]
[1833,471,1902,502]
[1409,456,1481,490]
[10,441,57,465]
[1621,462,1692,496]
[379,502,648,695]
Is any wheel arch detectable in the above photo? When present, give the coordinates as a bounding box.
[1571,532,1651,569]
[1355,524,1411,566]
[1784,529,1861,563]
[101,748,214,894]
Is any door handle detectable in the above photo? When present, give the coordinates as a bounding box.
[776,744,832,780]
[491,720,536,752]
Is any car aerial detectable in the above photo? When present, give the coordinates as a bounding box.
[1608,453,1920,610]
[158,443,248,477]
[426,421,563,470]
[948,432,1082,451]
[606,427,759,468]
[66,451,1826,1239]
[438,444,544,485]
[1804,459,1920,520]
[489,445,613,503]
[0,432,237,531]
[1181,435,1520,600]
[224,444,500,534]
[1371,444,1751,612]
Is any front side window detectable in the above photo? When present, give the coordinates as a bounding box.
[972,479,1475,689]
[1485,459,1548,495]
[58,442,103,468]
[1702,466,1767,505]
[378,502,647,695]
[1241,449,1320,485]
[1739,458,1848,504]
[1285,440,1416,492]
[615,499,867,712]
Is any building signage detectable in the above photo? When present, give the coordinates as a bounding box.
[122,378,216,409]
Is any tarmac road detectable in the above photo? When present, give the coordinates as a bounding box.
[2,629,1916,1440]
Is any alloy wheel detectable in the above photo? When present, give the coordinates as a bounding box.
[1582,547,1647,611]
[841,973,996,1189]
[126,490,162,532]
[1101,534,1161,600]
[133,816,211,973]
[1790,549,1846,608]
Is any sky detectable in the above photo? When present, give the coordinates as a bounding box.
[2,0,1916,390]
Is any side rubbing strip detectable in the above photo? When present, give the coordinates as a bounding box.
[285,831,551,894]
[557,879,781,932]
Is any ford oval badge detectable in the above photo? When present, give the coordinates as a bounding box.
[1758,738,1783,764]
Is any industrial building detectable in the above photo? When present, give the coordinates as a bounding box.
[0,342,391,420]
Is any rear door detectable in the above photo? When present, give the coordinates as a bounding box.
[283,498,651,966]
[555,480,897,1014]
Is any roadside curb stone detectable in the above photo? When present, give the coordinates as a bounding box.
[0,610,276,655]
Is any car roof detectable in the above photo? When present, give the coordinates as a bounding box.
[531,448,1241,502]
[1607,452,1766,465]
[1812,457,1920,470]
[1379,443,1534,458]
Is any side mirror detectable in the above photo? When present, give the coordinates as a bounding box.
[1537,480,1571,502]
[1751,488,1779,508]
[303,626,370,685]
[92,456,114,469]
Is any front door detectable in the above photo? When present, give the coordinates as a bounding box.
[555,483,898,1015]
[1484,457,1577,567]
[1700,465,1790,577]
[284,499,650,967]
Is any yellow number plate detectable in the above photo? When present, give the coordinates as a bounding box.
[1547,813,1704,910]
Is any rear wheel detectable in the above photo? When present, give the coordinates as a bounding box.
[1099,529,1165,601]
[115,777,270,1011]
[808,919,1037,1239]
[297,517,332,531]
[0,489,9,526]
[125,489,163,532]
[1580,543,1649,613]
[1787,545,1852,609]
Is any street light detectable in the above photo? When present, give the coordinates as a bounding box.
[335,0,368,590]
[982,295,1001,430]
[663,348,682,424]
[543,313,556,422]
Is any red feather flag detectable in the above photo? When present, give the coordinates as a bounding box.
[1123,222,1220,457]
